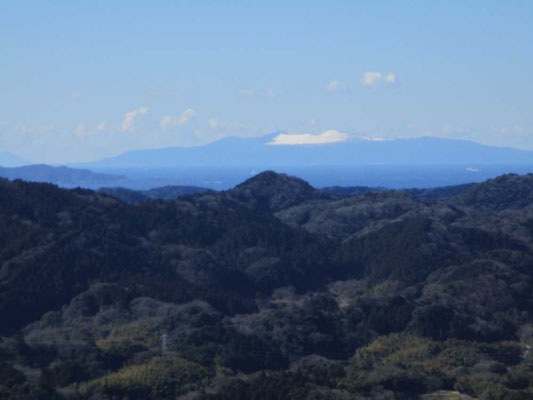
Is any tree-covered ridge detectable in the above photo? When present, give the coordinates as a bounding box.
[98,185,210,204]
[0,172,533,399]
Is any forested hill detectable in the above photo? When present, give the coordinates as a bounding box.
[1,172,533,399]
[98,185,210,204]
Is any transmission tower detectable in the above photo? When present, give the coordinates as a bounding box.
[162,333,168,356]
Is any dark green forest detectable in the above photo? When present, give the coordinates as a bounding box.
[0,171,532,399]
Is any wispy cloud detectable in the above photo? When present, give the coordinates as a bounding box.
[327,80,347,93]
[160,115,174,129]
[121,107,148,131]
[267,130,349,145]
[361,72,397,86]
[361,136,389,141]
[160,108,196,129]
[76,122,109,136]
[179,108,196,124]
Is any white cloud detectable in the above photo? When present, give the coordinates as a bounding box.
[267,130,349,145]
[121,106,148,131]
[361,136,389,141]
[361,72,397,86]
[384,73,397,83]
[179,108,196,124]
[96,121,107,131]
[160,115,174,129]
[361,72,382,86]
[160,108,196,129]
[327,80,347,93]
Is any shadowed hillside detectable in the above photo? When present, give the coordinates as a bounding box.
[98,185,210,204]
[0,171,532,399]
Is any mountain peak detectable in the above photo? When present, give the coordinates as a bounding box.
[229,170,319,212]
[239,170,311,186]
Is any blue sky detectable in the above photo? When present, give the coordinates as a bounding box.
[1,1,532,163]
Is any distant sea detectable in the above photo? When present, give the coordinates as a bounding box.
[91,164,533,190]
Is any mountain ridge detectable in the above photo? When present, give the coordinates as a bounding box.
[77,134,533,169]
[98,185,211,204]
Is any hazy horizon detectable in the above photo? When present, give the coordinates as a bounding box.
[2,1,533,164]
